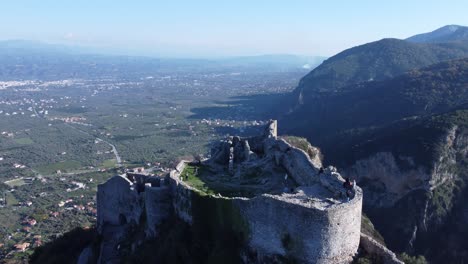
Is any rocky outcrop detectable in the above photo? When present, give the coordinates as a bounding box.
[210,140,231,165]
[265,119,278,138]
[345,126,466,208]
[343,124,468,259]
[359,233,404,264]
[344,152,430,207]
[266,138,321,186]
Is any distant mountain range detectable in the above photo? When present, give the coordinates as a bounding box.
[0,40,324,80]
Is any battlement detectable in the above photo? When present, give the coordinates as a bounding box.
[96,120,362,263]
[170,120,362,263]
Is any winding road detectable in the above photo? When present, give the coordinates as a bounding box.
[32,105,122,167]
[65,123,122,167]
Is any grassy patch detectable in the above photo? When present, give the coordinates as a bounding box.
[14,137,34,145]
[36,160,82,175]
[361,214,385,244]
[100,159,117,169]
[398,253,428,264]
[5,192,19,206]
[281,135,322,160]
[4,178,27,187]
[181,164,216,195]
[281,136,310,152]
[180,164,263,198]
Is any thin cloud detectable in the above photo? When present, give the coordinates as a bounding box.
[64,32,74,40]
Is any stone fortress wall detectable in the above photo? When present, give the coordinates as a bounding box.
[170,168,362,263]
[96,174,172,263]
[96,120,363,264]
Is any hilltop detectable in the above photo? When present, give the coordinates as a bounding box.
[406,25,468,43]
[291,37,468,99]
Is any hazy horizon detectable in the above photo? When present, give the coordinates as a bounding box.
[2,1,468,58]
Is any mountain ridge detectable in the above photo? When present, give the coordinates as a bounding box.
[406,25,468,43]
[293,37,468,99]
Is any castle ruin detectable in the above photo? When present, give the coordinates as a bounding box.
[95,120,363,264]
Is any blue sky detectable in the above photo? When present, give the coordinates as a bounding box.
[1,0,468,57]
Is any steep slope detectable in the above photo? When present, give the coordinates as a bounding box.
[339,110,468,263]
[406,25,468,43]
[282,58,468,145]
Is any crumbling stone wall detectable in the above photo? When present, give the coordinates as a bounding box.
[234,192,362,264]
[97,176,143,233]
[145,184,171,237]
[168,160,363,264]
[359,233,404,264]
[170,167,194,224]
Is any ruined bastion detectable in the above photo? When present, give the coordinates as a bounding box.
[96,120,363,264]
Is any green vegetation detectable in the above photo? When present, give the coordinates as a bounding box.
[287,58,468,158]
[0,45,308,261]
[361,214,385,245]
[4,178,27,187]
[398,253,428,264]
[352,215,388,264]
[281,135,322,160]
[14,137,34,145]
[36,160,82,174]
[100,159,117,169]
[431,178,465,220]
[0,169,115,261]
[354,257,371,264]
[181,164,216,195]
[5,192,18,206]
[180,163,271,198]
[297,39,468,97]
[281,136,311,152]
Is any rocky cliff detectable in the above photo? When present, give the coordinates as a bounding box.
[342,114,468,262]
